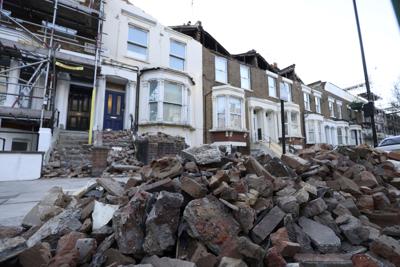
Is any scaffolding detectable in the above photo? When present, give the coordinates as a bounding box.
[0,0,104,137]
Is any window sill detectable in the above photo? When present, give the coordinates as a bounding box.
[124,54,150,64]
[209,128,249,133]
[139,121,195,131]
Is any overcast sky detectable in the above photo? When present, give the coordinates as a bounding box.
[130,0,400,107]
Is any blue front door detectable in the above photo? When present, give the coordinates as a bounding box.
[104,90,124,130]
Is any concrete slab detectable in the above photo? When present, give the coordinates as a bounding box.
[0,178,128,226]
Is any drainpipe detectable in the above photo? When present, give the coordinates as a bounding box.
[133,67,141,135]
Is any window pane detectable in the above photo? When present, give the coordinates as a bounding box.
[149,80,158,101]
[128,27,147,46]
[217,96,226,128]
[164,103,181,122]
[164,82,182,104]
[11,141,28,151]
[215,57,227,83]
[107,94,112,114]
[127,43,147,60]
[149,103,157,121]
[230,114,241,128]
[229,97,241,114]
[268,76,276,97]
[170,56,184,71]
[170,40,185,58]
[240,65,250,89]
[116,96,121,115]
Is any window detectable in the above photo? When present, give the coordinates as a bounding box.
[163,82,183,122]
[303,92,310,111]
[329,100,335,117]
[217,96,226,128]
[315,96,321,113]
[127,26,148,61]
[240,65,250,89]
[317,121,322,142]
[291,112,299,134]
[337,103,342,119]
[215,95,242,129]
[11,139,30,151]
[215,56,227,83]
[268,76,276,98]
[148,80,187,124]
[0,66,7,106]
[280,82,292,102]
[229,97,242,128]
[149,80,159,121]
[337,128,343,145]
[170,40,186,71]
[307,121,315,143]
[344,127,349,144]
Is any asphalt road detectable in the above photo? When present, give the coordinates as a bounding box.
[0,178,126,226]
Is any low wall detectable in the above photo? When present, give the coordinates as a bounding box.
[0,152,43,181]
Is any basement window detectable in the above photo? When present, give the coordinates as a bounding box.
[11,139,30,151]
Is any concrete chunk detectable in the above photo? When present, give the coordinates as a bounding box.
[298,217,341,253]
[251,206,286,244]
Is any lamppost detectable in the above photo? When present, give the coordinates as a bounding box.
[352,0,378,147]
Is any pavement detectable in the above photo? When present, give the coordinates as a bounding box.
[0,178,127,226]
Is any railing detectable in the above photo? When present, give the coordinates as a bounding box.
[0,91,45,110]
[0,12,102,56]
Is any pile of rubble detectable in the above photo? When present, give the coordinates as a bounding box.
[3,144,400,266]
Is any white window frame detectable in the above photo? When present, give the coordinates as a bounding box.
[337,102,343,119]
[240,65,250,90]
[11,138,31,151]
[147,79,189,124]
[215,56,228,83]
[284,110,299,137]
[280,81,292,102]
[303,92,311,111]
[337,128,343,145]
[328,98,335,118]
[127,25,149,61]
[315,96,321,113]
[307,120,316,144]
[215,95,243,130]
[169,39,186,71]
[267,76,276,98]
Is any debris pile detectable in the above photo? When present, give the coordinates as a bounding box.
[3,144,400,266]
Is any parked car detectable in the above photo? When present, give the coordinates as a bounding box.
[377,136,400,152]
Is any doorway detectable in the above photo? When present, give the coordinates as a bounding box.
[104,90,125,131]
[67,85,91,131]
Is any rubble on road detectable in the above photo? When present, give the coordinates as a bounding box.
[3,144,400,266]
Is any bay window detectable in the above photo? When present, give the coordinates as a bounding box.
[284,111,299,136]
[170,40,186,71]
[268,76,276,98]
[148,80,188,124]
[215,95,243,129]
[337,102,342,119]
[240,65,250,89]
[215,56,227,83]
[337,128,343,145]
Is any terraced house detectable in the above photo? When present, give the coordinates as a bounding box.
[173,22,305,154]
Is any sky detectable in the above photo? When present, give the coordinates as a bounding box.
[130,0,400,108]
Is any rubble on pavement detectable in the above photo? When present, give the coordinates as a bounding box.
[3,144,400,266]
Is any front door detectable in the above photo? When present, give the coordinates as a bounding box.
[67,86,91,131]
[104,90,124,130]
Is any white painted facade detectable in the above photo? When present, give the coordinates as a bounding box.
[101,0,203,146]
[0,152,43,181]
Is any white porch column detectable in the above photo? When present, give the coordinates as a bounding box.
[5,59,21,107]
[93,75,106,131]
[262,109,268,141]
[249,107,254,142]
[54,72,70,129]
[314,120,319,143]
[124,80,136,130]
